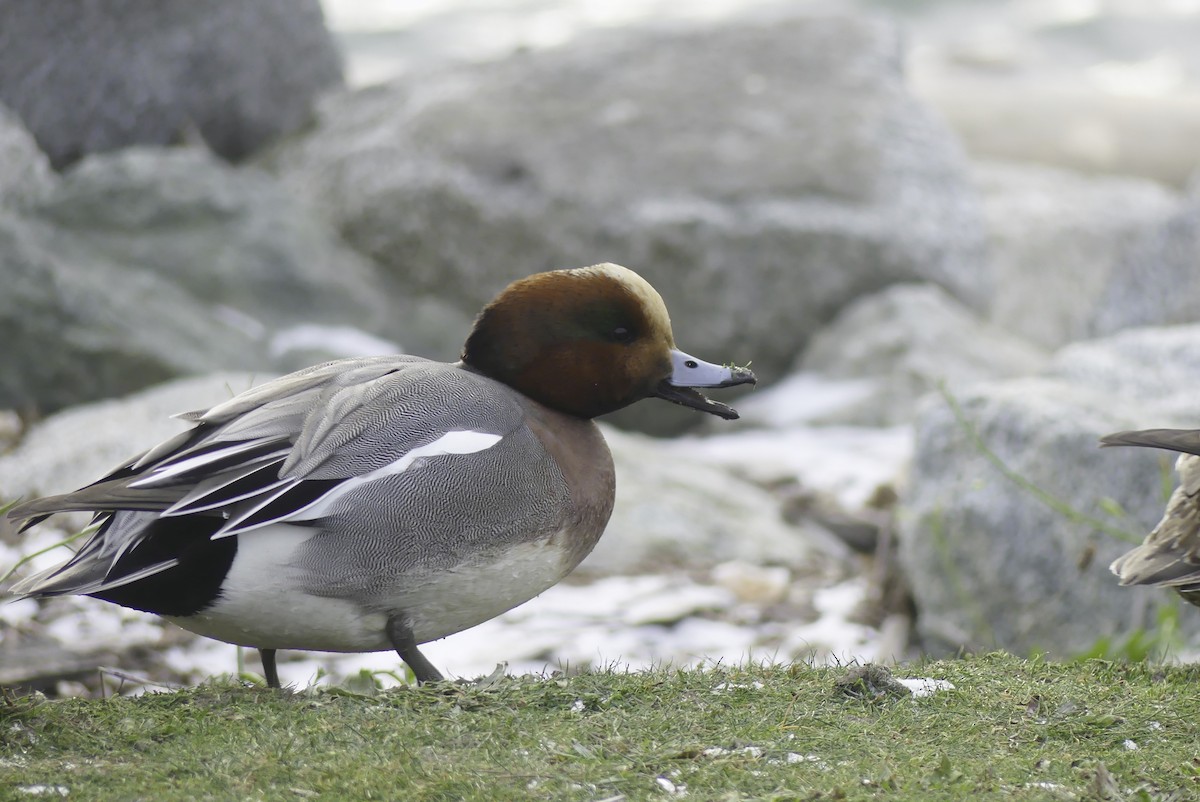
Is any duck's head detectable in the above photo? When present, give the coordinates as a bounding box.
[462,263,757,420]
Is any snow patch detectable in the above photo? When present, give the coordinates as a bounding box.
[268,325,400,359]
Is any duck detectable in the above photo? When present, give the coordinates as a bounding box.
[5,263,757,688]
[1101,429,1200,607]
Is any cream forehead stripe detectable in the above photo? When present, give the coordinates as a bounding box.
[571,263,673,335]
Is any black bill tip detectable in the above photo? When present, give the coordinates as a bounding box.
[654,365,757,420]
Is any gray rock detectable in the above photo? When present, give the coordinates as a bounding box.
[0,147,398,414]
[0,104,53,207]
[899,325,1200,657]
[973,161,1181,349]
[0,637,125,692]
[0,211,269,415]
[0,410,20,453]
[799,282,1049,426]
[267,12,987,404]
[1092,178,1200,339]
[1049,325,1200,417]
[0,0,343,169]
[33,148,393,341]
[580,427,848,577]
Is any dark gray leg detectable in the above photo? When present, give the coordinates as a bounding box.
[386,616,444,684]
[260,648,280,688]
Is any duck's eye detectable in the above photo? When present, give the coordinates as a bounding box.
[610,326,635,344]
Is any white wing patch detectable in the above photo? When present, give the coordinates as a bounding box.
[211,429,504,539]
[295,429,504,519]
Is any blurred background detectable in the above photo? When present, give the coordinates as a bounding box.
[3,0,1200,694]
[325,0,1200,186]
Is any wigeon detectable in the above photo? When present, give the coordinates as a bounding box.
[1102,429,1200,608]
[7,263,756,687]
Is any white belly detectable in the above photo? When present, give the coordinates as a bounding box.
[167,525,391,651]
[167,524,575,653]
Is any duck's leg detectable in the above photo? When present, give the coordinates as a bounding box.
[386,616,444,684]
[260,648,281,688]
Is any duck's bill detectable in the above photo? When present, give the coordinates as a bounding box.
[653,349,757,420]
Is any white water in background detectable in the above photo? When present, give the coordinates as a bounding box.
[320,0,1200,97]
[321,0,792,87]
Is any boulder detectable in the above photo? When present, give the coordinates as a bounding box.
[899,325,1200,657]
[33,149,394,340]
[798,282,1049,426]
[0,147,400,414]
[0,0,343,168]
[1050,325,1200,419]
[0,104,53,207]
[972,161,1181,349]
[579,427,848,577]
[1092,177,1200,338]
[0,211,270,415]
[266,12,987,401]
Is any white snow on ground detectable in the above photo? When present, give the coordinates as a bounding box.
[898,677,956,697]
[671,425,911,512]
[267,325,401,359]
[152,573,882,689]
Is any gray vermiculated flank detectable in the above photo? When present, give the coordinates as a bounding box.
[297,423,570,602]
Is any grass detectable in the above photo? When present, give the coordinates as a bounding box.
[3,654,1198,801]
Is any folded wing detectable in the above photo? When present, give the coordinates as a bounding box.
[6,356,518,599]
